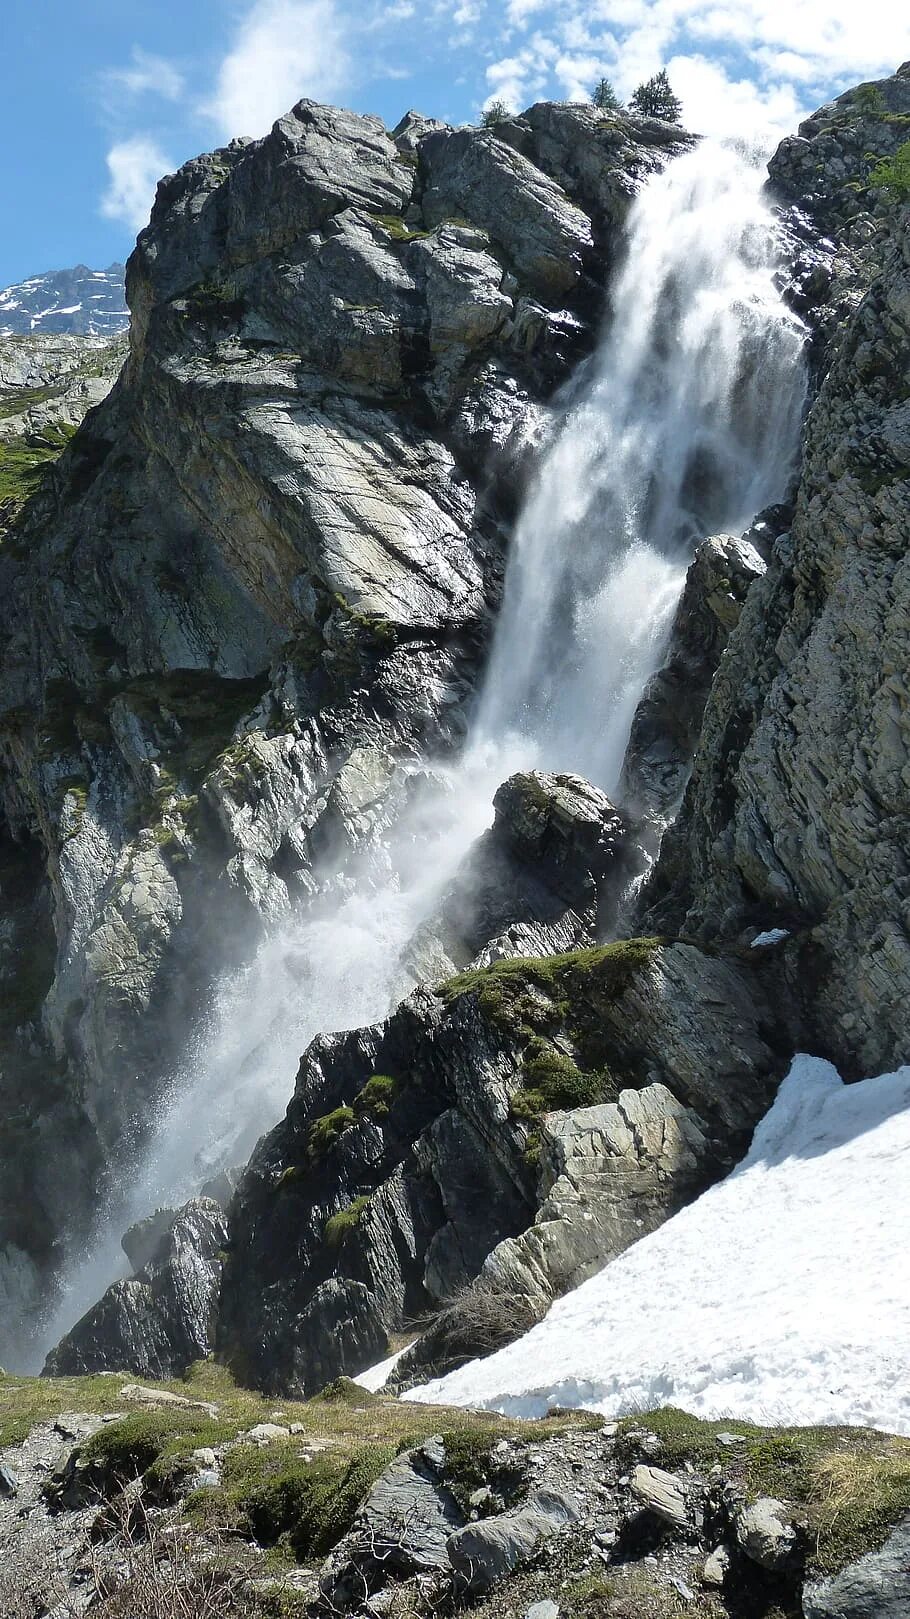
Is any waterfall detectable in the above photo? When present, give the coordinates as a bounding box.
[472,139,807,789]
[23,139,806,1371]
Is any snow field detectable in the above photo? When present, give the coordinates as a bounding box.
[410,1056,910,1435]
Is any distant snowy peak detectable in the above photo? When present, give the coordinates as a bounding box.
[0,263,128,337]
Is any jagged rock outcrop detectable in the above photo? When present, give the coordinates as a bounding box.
[402,769,630,983]
[644,206,910,1076]
[218,936,784,1395]
[0,99,686,1361]
[44,1198,226,1379]
[619,515,788,828]
[769,63,910,359]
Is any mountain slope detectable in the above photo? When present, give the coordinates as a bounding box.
[0,263,127,337]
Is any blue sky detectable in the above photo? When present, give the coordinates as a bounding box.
[1,0,907,288]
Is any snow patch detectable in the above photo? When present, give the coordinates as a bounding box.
[354,1342,415,1393]
[411,1056,910,1435]
[751,928,790,948]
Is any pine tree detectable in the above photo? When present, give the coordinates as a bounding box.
[592,77,621,112]
[630,70,683,123]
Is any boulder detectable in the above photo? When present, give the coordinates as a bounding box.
[402,769,629,983]
[630,1465,693,1531]
[802,1514,910,1618]
[735,1496,802,1572]
[320,1437,465,1604]
[447,1488,580,1592]
[43,1198,226,1379]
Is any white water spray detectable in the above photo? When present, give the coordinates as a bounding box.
[24,141,806,1370]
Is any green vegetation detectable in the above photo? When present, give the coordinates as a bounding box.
[870,139,910,198]
[442,939,663,1151]
[852,83,887,117]
[630,69,683,123]
[481,99,512,128]
[0,1359,589,1582]
[369,211,431,243]
[306,1076,402,1169]
[439,1425,529,1514]
[353,1072,400,1119]
[306,1106,356,1161]
[564,1568,717,1618]
[617,1407,910,1575]
[592,77,622,112]
[323,1194,371,1249]
[0,427,74,530]
[191,1439,398,1561]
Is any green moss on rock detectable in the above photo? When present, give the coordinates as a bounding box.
[353,1072,400,1119]
[306,1106,356,1161]
[323,1194,371,1249]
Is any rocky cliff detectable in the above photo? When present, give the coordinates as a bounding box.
[0,99,687,1359]
[1,64,909,1400]
[0,59,909,1619]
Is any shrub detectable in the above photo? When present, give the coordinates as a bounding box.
[411,1279,545,1377]
[870,140,910,198]
[481,99,511,128]
[853,83,887,117]
[592,76,621,112]
[630,70,683,123]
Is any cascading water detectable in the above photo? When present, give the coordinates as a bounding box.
[472,139,807,787]
[24,139,806,1371]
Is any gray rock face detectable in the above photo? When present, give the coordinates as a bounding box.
[620,526,777,827]
[769,64,910,360]
[802,1515,910,1617]
[645,209,910,1075]
[0,94,683,1360]
[403,770,629,982]
[221,935,783,1394]
[419,127,594,300]
[480,1081,714,1313]
[44,1198,226,1378]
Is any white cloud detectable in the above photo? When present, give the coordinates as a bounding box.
[666,52,807,141]
[484,0,904,138]
[105,48,185,102]
[204,0,351,140]
[100,136,171,233]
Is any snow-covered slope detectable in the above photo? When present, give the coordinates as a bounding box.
[0,264,127,336]
[411,1056,910,1435]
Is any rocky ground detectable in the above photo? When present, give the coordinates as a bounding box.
[1,1363,908,1617]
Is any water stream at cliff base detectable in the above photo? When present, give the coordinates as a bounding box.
[27,140,807,1371]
